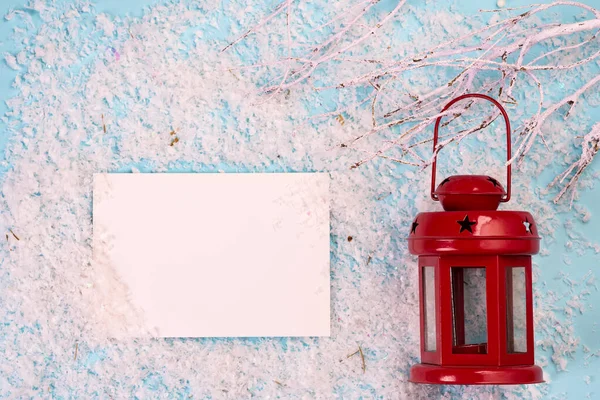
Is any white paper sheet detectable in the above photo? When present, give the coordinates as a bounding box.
[93,173,330,338]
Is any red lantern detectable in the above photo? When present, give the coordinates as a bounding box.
[408,94,543,385]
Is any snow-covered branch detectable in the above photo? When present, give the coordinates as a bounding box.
[227,0,600,203]
[549,123,600,206]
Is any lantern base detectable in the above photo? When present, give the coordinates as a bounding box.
[410,363,544,385]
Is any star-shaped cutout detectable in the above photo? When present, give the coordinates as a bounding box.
[410,219,419,234]
[440,177,451,186]
[523,218,533,234]
[487,176,500,187]
[457,215,477,233]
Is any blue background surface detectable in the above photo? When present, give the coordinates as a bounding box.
[1,0,599,398]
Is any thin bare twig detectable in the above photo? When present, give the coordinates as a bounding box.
[548,123,600,206]
[9,229,20,241]
[358,345,366,373]
[345,345,366,372]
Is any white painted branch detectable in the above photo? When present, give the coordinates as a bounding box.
[237,0,600,201]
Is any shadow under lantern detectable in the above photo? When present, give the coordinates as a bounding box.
[408,94,543,385]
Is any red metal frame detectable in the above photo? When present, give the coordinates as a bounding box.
[420,256,535,367]
[498,256,534,366]
[409,364,543,385]
[411,254,542,385]
[439,256,500,366]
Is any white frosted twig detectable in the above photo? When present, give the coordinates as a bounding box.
[509,74,600,166]
[262,0,408,93]
[311,0,373,33]
[549,123,600,206]
[528,29,600,66]
[255,0,295,104]
[237,0,600,200]
[221,0,291,53]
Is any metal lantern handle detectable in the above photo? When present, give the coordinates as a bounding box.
[431,93,512,202]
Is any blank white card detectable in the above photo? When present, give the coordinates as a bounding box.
[93,173,330,337]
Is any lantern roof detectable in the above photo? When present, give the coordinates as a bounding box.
[408,210,540,256]
[434,175,506,211]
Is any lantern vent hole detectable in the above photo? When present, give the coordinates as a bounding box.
[506,267,528,353]
[523,219,532,233]
[451,267,488,354]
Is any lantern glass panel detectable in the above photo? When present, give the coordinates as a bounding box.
[451,267,488,354]
[506,267,527,353]
[422,266,436,352]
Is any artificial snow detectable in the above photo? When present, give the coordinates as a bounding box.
[3,53,19,70]
[0,0,598,398]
